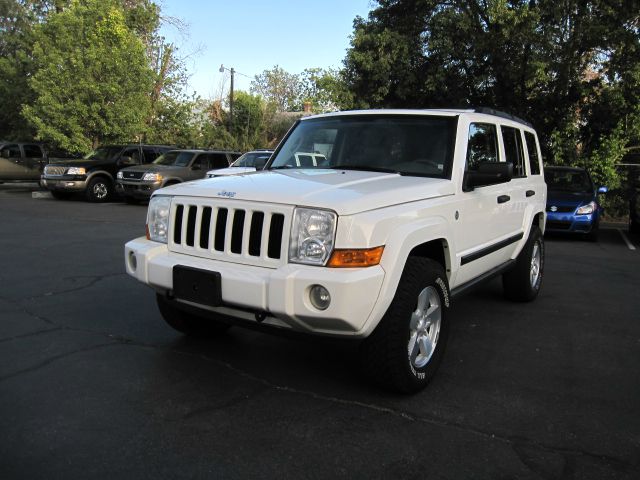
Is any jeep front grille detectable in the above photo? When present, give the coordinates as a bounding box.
[168,197,291,267]
[44,165,66,176]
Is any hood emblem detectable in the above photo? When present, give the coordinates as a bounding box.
[217,190,236,198]
[550,206,558,212]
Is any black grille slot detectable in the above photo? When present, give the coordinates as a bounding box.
[268,213,285,259]
[214,208,228,251]
[174,205,184,244]
[249,212,264,256]
[200,207,212,249]
[186,206,197,246]
[231,210,246,254]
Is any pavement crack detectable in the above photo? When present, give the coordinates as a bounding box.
[0,326,63,344]
[0,342,117,382]
[26,272,127,299]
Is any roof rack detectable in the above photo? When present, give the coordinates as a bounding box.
[473,107,533,128]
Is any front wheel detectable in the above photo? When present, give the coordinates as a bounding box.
[502,226,544,302]
[86,177,112,202]
[359,258,450,394]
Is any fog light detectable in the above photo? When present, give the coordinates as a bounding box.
[65,182,75,187]
[309,285,331,310]
[128,251,137,272]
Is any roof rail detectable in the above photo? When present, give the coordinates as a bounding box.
[473,107,533,128]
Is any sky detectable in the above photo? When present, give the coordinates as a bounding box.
[159,0,374,99]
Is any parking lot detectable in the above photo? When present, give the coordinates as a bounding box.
[1,183,639,479]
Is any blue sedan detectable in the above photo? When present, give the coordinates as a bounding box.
[544,166,607,241]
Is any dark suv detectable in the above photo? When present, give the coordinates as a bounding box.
[41,144,171,202]
[116,149,241,203]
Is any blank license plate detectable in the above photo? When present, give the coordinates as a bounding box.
[173,266,222,307]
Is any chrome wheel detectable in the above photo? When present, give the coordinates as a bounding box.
[93,182,108,199]
[530,241,541,287]
[408,286,441,369]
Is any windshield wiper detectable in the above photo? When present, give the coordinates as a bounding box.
[331,165,400,174]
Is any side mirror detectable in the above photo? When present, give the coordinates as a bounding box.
[463,162,513,191]
[598,186,608,194]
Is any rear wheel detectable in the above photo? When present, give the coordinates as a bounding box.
[359,258,450,393]
[156,294,230,336]
[502,226,544,302]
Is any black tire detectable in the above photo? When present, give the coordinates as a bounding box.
[85,176,112,202]
[124,195,140,205]
[156,294,230,336]
[502,226,544,302]
[585,223,599,242]
[359,258,450,394]
[51,190,72,200]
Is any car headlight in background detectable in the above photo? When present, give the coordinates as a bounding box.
[146,196,172,243]
[576,201,596,215]
[143,172,163,182]
[289,208,337,266]
[66,167,86,175]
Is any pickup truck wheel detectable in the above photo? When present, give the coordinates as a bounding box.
[156,294,230,336]
[86,177,112,202]
[502,226,544,302]
[360,258,450,393]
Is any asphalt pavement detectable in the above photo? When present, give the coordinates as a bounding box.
[1,183,639,479]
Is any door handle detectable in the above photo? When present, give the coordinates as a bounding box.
[497,195,511,204]
[526,190,535,197]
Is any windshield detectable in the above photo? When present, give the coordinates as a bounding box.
[84,146,122,161]
[544,169,593,193]
[232,152,272,168]
[269,115,456,178]
[153,151,195,167]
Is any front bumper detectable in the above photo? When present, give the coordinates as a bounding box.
[115,180,161,199]
[545,211,597,233]
[41,176,88,192]
[124,237,386,337]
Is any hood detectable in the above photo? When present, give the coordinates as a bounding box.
[156,169,454,215]
[207,166,257,177]
[547,190,594,206]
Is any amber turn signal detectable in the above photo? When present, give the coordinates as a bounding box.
[327,246,384,268]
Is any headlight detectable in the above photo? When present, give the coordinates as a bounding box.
[67,167,86,175]
[117,171,123,179]
[143,172,162,182]
[576,201,596,215]
[146,196,172,243]
[289,208,337,266]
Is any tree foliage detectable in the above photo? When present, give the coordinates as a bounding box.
[344,0,640,188]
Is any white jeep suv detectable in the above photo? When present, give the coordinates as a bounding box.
[125,109,546,393]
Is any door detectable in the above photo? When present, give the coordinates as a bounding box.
[453,122,522,287]
[22,144,47,180]
[0,144,24,180]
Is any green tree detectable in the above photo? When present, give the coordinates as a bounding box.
[344,0,640,190]
[250,65,302,112]
[22,0,154,152]
[299,68,352,112]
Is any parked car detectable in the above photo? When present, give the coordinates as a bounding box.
[116,149,242,203]
[41,144,172,202]
[544,166,607,240]
[0,142,80,183]
[205,149,273,178]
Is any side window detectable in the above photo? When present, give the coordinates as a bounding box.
[466,123,499,170]
[121,147,141,164]
[23,144,43,158]
[210,153,229,169]
[524,132,541,175]
[142,148,161,163]
[1,144,21,159]
[191,155,205,170]
[501,126,526,177]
